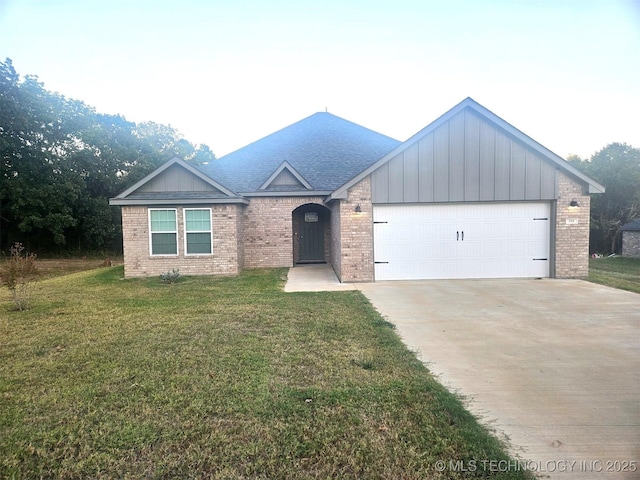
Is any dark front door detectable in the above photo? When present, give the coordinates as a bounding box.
[299,217,324,262]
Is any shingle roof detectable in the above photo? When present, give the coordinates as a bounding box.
[621,218,640,232]
[201,112,401,193]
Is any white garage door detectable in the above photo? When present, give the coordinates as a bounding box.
[373,203,551,280]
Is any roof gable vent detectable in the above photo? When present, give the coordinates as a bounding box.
[260,161,313,190]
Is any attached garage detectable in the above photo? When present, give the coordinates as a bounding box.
[328,98,605,281]
[373,202,551,280]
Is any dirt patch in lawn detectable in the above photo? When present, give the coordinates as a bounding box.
[1,256,123,280]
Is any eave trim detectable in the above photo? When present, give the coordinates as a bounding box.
[240,190,333,197]
[109,197,249,206]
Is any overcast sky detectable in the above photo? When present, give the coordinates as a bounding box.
[1,0,638,159]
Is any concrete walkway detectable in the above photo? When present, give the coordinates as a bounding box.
[357,279,640,479]
[284,264,357,292]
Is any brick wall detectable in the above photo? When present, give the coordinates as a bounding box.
[555,173,591,278]
[121,205,242,278]
[329,202,342,279]
[622,231,640,258]
[236,205,245,271]
[242,196,327,268]
[336,177,375,282]
[123,173,593,280]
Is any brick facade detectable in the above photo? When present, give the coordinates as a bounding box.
[121,197,335,278]
[622,231,640,258]
[241,196,327,269]
[332,177,375,282]
[329,202,342,278]
[120,173,593,280]
[554,172,591,278]
[121,205,243,278]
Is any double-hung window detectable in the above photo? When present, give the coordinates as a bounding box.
[149,209,178,255]
[184,208,212,255]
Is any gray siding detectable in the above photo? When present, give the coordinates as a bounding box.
[371,108,559,204]
[139,164,221,193]
[268,168,302,187]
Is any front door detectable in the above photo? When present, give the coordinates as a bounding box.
[299,214,324,262]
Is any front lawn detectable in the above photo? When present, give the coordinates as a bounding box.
[1,267,530,479]
[588,256,640,293]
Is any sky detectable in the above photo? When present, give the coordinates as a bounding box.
[1,0,639,160]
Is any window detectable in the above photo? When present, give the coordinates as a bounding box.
[184,208,212,255]
[149,209,177,255]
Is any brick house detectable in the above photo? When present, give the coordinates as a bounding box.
[110,98,604,281]
[621,219,640,258]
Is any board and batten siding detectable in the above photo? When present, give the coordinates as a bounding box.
[138,164,222,193]
[371,109,557,204]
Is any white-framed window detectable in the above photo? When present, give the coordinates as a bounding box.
[149,208,178,256]
[184,208,212,255]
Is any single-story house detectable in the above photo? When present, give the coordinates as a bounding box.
[110,98,604,281]
[621,219,640,258]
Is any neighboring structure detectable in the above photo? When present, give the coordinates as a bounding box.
[621,219,640,258]
[110,98,604,281]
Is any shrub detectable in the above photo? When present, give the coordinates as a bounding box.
[160,268,181,284]
[1,243,39,311]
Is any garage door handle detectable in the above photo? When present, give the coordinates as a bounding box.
[457,231,459,241]
[461,231,464,241]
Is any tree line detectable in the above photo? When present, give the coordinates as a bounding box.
[568,143,639,255]
[1,58,638,256]
[0,58,214,254]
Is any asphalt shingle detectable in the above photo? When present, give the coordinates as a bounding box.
[201,112,401,193]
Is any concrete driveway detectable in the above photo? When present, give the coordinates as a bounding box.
[357,279,640,479]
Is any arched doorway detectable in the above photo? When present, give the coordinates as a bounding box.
[292,203,330,264]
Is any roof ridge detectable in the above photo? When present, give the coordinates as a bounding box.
[215,112,399,161]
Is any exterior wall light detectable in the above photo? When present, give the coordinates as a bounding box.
[354,204,362,213]
[569,199,580,208]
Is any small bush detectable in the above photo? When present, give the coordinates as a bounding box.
[1,243,39,311]
[160,268,181,284]
[350,357,379,371]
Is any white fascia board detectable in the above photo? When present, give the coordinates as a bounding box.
[109,197,249,206]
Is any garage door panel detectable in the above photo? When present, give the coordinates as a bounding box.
[374,203,550,280]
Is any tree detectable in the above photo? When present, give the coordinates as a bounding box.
[569,143,640,254]
[0,58,215,253]
[0,59,86,249]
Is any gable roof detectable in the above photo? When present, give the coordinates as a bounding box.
[328,97,605,200]
[201,112,401,194]
[621,218,640,232]
[259,160,313,190]
[110,157,247,205]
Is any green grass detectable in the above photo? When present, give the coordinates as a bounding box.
[1,267,531,479]
[588,256,640,293]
